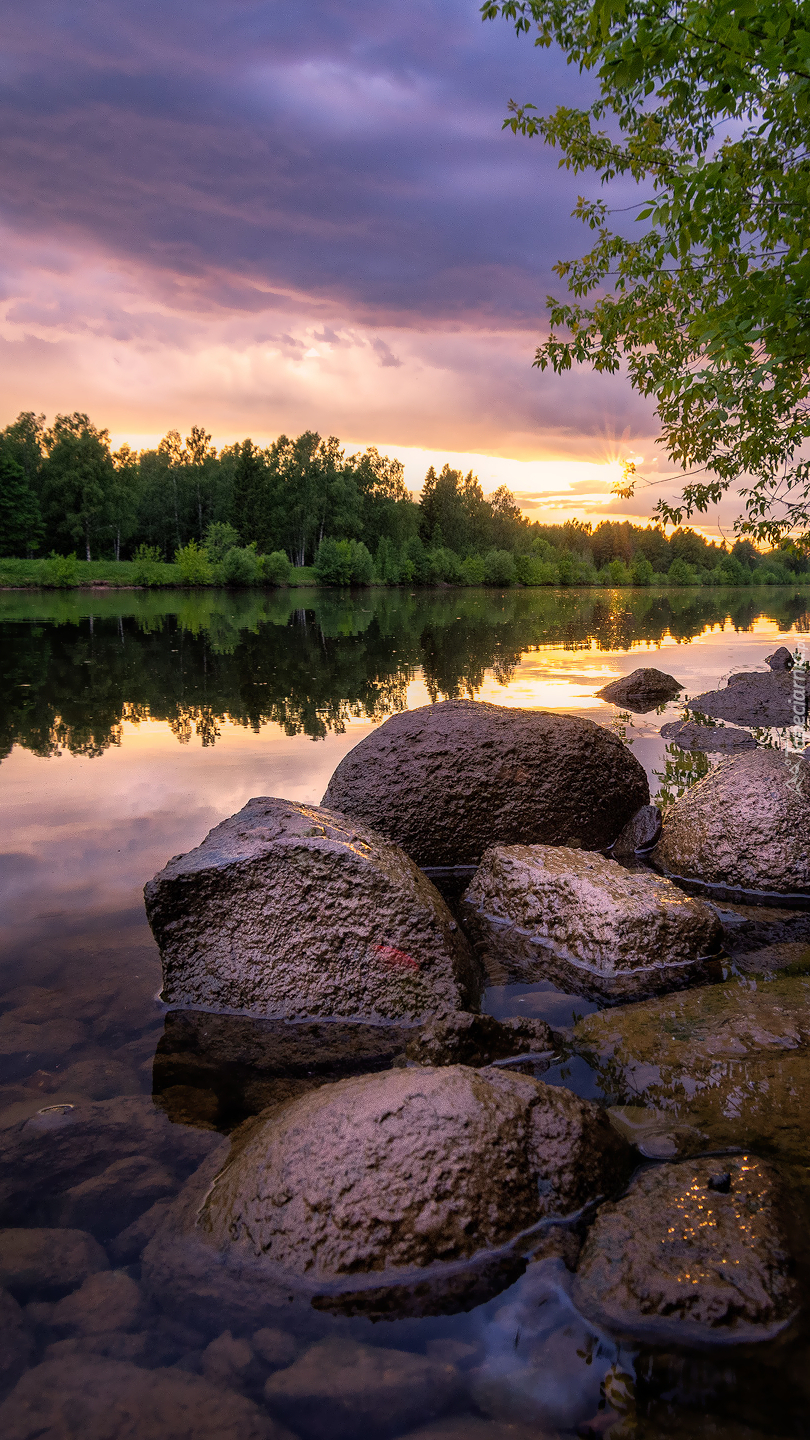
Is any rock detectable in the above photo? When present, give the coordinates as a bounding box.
[573,1154,800,1344]
[0,1015,87,1083]
[0,1356,290,1440]
[766,646,795,671]
[252,1326,298,1369]
[152,1009,412,1131]
[194,1067,631,1286]
[732,941,810,977]
[688,670,808,727]
[56,1154,176,1238]
[263,1336,461,1440]
[659,720,757,752]
[108,1198,173,1265]
[394,1422,546,1440]
[571,974,810,1177]
[653,750,810,897]
[609,803,662,857]
[145,797,479,1024]
[404,1012,557,1068]
[0,1227,108,1300]
[597,667,683,712]
[43,1270,146,1335]
[321,699,650,866]
[201,1329,255,1389]
[0,1289,33,1395]
[461,844,722,1001]
[709,899,810,955]
[0,1096,220,1228]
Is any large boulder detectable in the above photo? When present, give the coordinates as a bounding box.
[0,1356,290,1440]
[597,667,682,713]
[145,1067,631,1314]
[653,750,810,897]
[574,1154,800,1345]
[571,974,810,1174]
[688,669,808,727]
[321,700,649,866]
[145,798,479,1024]
[461,844,722,1001]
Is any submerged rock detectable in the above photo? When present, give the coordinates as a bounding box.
[653,750,810,897]
[0,1227,108,1301]
[152,1009,412,1131]
[659,720,757,752]
[461,844,722,1001]
[322,699,650,866]
[574,1154,800,1345]
[597,667,683,712]
[610,803,662,857]
[0,1290,33,1395]
[688,669,808,727]
[264,1336,461,1440]
[572,974,810,1175]
[709,898,810,955]
[404,1012,557,1068]
[0,1356,290,1440]
[145,797,479,1024]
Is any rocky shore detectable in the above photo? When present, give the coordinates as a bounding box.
[2,662,810,1438]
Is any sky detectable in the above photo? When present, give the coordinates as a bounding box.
[0,0,723,531]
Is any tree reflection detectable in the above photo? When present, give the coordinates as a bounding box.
[1,585,808,759]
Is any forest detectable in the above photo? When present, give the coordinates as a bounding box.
[1,411,808,589]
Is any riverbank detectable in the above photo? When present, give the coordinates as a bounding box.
[3,556,810,593]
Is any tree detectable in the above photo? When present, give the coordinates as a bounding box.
[109,444,141,560]
[40,414,116,560]
[0,451,43,556]
[484,0,810,544]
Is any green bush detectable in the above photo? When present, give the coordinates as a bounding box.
[667,557,699,586]
[259,550,292,586]
[398,535,429,584]
[375,536,400,584]
[131,544,164,586]
[220,544,259,587]
[315,537,374,585]
[607,558,633,585]
[483,549,516,586]
[204,522,241,564]
[175,538,213,586]
[513,553,558,585]
[461,553,487,585]
[43,552,78,588]
[428,547,463,583]
[631,555,654,586]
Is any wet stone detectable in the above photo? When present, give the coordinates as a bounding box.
[731,941,810,977]
[404,1012,557,1068]
[0,1227,108,1301]
[659,720,757,752]
[709,899,810,955]
[597,666,683,712]
[252,1326,299,1370]
[145,797,479,1024]
[766,646,795,672]
[200,1328,256,1389]
[572,974,810,1180]
[654,749,810,897]
[107,1197,174,1266]
[263,1336,462,1440]
[0,1289,33,1395]
[36,1269,146,1336]
[0,1356,292,1440]
[687,669,808,728]
[610,803,662,857]
[322,698,650,865]
[461,844,722,1001]
[393,1423,551,1440]
[573,1154,800,1345]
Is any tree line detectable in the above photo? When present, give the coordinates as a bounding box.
[1,411,807,588]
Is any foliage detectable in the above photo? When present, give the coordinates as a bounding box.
[484,0,810,543]
[174,539,213,586]
[259,550,293,586]
[131,544,165,586]
[40,414,117,561]
[0,451,42,557]
[219,545,259,587]
[204,522,241,564]
[315,538,375,586]
[43,552,79,588]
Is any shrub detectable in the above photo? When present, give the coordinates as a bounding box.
[315,537,375,585]
[461,553,487,585]
[259,550,292,586]
[204,522,240,564]
[131,543,164,586]
[631,555,654,586]
[375,536,400,584]
[220,544,259,587]
[398,535,429,584]
[483,549,516,586]
[43,552,78,588]
[667,557,699,586]
[607,558,632,586]
[428,547,463,583]
[175,538,213,586]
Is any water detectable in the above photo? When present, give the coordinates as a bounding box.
[1,583,809,1438]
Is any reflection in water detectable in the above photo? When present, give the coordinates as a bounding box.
[2,584,809,758]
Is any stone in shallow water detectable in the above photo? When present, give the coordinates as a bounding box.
[766,646,795,672]
[264,1336,461,1440]
[322,698,650,865]
[653,750,810,897]
[659,720,757,752]
[573,1154,800,1345]
[0,1227,108,1300]
[597,666,683,712]
[709,899,810,955]
[41,1270,146,1337]
[404,1012,557,1068]
[688,670,808,727]
[572,974,810,1180]
[461,844,722,1001]
[145,797,479,1024]
[0,1289,32,1395]
[0,1357,291,1440]
[610,803,662,857]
